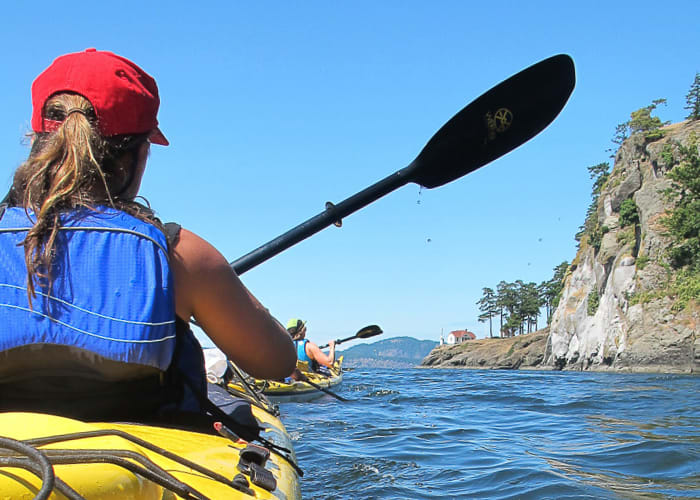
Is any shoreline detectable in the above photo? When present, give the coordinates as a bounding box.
[419,330,697,375]
[416,364,697,375]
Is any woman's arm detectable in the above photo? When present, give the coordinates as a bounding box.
[170,228,296,380]
[305,340,336,368]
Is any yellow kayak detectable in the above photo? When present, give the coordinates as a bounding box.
[234,357,344,404]
[225,323,382,405]
[0,389,301,499]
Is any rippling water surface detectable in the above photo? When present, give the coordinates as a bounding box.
[280,369,699,499]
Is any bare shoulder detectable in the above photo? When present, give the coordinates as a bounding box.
[306,340,321,355]
[169,227,237,321]
[168,228,296,379]
[171,228,230,273]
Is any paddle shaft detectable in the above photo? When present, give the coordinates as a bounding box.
[319,333,368,350]
[231,163,416,275]
[299,376,349,402]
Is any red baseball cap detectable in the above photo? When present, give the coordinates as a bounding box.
[31,48,168,145]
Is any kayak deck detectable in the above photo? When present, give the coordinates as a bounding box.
[0,403,300,499]
[255,357,344,404]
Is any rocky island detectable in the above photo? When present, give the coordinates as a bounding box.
[422,330,549,370]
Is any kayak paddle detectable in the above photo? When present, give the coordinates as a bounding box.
[319,324,383,349]
[231,54,575,274]
[296,373,349,402]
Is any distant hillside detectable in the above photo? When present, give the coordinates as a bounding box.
[340,336,438,368]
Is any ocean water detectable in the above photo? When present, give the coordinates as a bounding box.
[281,368,700,500]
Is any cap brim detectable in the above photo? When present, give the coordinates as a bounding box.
[148,127,169,146]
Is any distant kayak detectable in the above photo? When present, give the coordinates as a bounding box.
[0,384,301,499]
[230,357,344,404]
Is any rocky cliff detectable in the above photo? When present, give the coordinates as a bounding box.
[545,120,699,373]
[422,120,699,373]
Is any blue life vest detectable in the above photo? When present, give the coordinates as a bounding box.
[295,339,312,364]
[0,206,259,438]
[0,206,176,374]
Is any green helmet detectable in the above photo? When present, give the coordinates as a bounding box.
[286,318,306,336]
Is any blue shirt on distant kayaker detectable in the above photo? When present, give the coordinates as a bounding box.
[286,318,336,375]
[0,48,296,420]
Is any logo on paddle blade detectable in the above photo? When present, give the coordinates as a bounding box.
[484,108,513,141]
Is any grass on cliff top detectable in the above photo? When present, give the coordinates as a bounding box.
[452,329,549,357]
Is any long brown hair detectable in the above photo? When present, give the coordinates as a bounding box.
[10,93,161,302]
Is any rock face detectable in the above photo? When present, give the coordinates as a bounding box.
[545,120,699,373]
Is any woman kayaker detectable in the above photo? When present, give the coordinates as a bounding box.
[286,318,336,373]
[0,49,296,420]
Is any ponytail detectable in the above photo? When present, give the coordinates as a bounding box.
[12,93,157,304]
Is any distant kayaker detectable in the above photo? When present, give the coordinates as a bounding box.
[286,318,336,375]
[0,49,296,420]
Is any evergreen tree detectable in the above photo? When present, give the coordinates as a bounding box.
[663,135,700,270]
[480,264,567,337]
[611,122,629,147]
[495,281,509,337]
[537,281,550,322]
[539,261,569,323]
[685,72,700,121]
[589,162,610,196]
[513,280,526,335]
[502,314,521,339]
[518,281,542,333]
[628,99,669,141]
[496,281,519,337]
[476,287,498,338]
[575,162,610,249]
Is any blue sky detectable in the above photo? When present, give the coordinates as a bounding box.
[2,1,698,347]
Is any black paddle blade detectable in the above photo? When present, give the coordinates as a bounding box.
[356,325,383,339]
[408,54,575,189]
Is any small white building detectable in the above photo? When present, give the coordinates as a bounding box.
[446,329,476,345]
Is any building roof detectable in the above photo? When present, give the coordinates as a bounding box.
[449,329,476,340]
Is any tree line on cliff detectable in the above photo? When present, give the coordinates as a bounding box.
[475,262,568,338]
